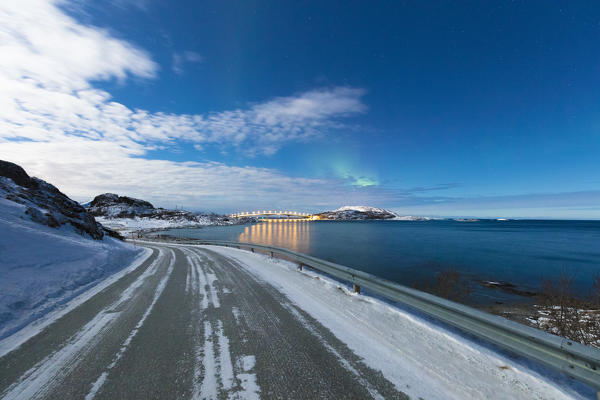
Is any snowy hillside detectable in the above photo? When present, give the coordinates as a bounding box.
[87,192,251,234]
[0,161,142,339]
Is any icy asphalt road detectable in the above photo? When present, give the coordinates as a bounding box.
[0,242,407,400]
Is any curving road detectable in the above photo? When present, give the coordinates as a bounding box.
[0,242,407,399]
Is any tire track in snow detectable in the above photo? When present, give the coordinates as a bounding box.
[216,320,234,391]
[181,247,209,310]
[189,248,223,309]
[84,248,176,399]
[185,259,192,295]
[0,247,168,400]
[196,319,260,400]
[198,320,218,400]
[178,246,259,400]
[182,246,220,309]
[181,246,212,400]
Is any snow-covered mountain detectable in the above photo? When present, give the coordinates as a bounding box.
[86,193,250,233]
[0,160,141,339]
[316,205,398,220]
[315,206,430,221]
[335,206,392,214]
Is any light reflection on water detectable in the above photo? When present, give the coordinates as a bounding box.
[237,220,311,253]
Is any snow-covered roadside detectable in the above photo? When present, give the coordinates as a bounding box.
[205,245,593,400]
[0,198,145,341]
[0,247,152,359]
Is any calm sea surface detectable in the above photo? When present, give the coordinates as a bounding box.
[156,220,600,305]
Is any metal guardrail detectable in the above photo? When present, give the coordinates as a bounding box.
[151,238,600,390]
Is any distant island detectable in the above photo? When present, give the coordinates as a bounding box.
[314,206,428,221]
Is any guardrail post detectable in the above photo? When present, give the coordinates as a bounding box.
[297,263,303,271]
[353,283,360,294]
[270,251,274,258]
[251,247,254,253]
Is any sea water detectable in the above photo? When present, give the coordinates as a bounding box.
[157,219,600,304]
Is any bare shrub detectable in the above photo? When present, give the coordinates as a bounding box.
[536,273,600,347]
[418,268,471,303]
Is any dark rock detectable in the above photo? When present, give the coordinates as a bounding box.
[102,226,124,240]
[0,160,104,239]
[479,280,538,297]
[0,160,38,189]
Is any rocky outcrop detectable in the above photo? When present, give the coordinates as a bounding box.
[0,160,106,239]
[88,193,155,218]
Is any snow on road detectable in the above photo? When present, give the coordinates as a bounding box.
[1,235,594,399]
[1,248,170,400]
[182,246,261,400]
[206,245,592,400]
[84,249,175,400]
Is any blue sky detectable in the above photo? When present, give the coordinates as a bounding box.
[0,1,599,218]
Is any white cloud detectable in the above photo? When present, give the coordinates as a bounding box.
[0,138,396,212]
[0,0,157,91]
[0,0,380,210]
[172,51,203,74]
[0,0,366,155]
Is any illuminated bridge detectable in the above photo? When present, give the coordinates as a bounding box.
[230,210,314,219]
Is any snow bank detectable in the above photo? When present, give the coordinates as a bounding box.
[96,216,209,235]
[205,245,593,400]
[96,215,219,235]
[0,197,143,340]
